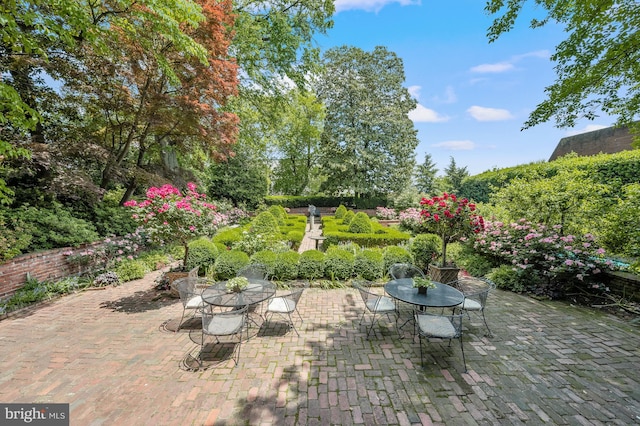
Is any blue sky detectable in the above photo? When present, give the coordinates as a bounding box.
[316,0,614,176]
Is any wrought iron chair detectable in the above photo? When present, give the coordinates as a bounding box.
[352,281,398,338]
[264,281,309,336]
[174,277,205,332]
[388,263,426,280]
[237,263,269,280]
[199,305,248,367]
[453,277,496,337]
[415,310,466,372]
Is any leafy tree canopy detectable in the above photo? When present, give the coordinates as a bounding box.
[316,45,419,198]
[485,0,640,135]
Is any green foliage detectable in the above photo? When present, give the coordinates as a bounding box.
[382,245,414,273]
[323,247,355,280]
[389,186,424,211]
[250,211,281,236]
[91,193,138,236]
[249,250,278,278]
[321,216,411,248]
[347,212,372,234]
[487,265,527,293]
[486,0,640,132]
[410,234,441,271]
[272,251,300,281]
[442,157,469,195]
[213,250,250,280]
[342,210,355,225]
[298,250,326,279]
[454,243,496,277]
[286,230,304,250]
[474,220,614,297]
[334,204,348,219]
[461,150,640,203]
[0,210,32,261]
[136,251,171,271]
[212,227,244,247]
[185,237,219,273]
[11,204,100,251]
[317,45,418,197]
[213,242,228,253]
[489,169,610,236]
[414,153,439,195]
[599,183,640,258]
[207,152,269,210]
[354,248,384,281]
[114,260,148,282]
[0,275,86,313]
[267,205,287,225]
[231,230,272,256]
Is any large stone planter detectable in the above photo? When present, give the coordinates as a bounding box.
[428,264,460,284]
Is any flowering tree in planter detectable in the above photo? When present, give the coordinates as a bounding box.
[124,183,226,270]
[417,193,485,268]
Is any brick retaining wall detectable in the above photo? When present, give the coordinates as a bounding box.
[0,247,82,300]
[605,271,640,303]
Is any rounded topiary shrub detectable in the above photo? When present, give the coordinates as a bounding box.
[114,259,148,282]
[286,230,304,250]
[342,210,355,225]
[214,242,228,252]
[348,212,372,234]
[410,234,441,272]
[250,211,280,236]
[212,226,244,247]
[354,248,384,281]
[382,245,414,274]
[334,204,348,219]
[213,250,250,280]
[268,205,287,225]
[272,250,300,281]
[324,247,355,280]
[250,250,277,278]
[298,250,326,279]
[185,237,219,273]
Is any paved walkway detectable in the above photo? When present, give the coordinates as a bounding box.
[1,264,639,425]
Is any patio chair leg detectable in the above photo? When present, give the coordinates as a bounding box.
[459,338,467,373]
[482,313,493,337]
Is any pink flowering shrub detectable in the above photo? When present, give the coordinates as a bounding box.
[124,183,227,268]
[376,207,397,220]
[473,219,616,296]
[398,207,421,230]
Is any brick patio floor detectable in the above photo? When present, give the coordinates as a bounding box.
[1,265,639,426]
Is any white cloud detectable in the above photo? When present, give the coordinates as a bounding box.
[470,50,550,74]
[335,0,420,13]
[470,62,514,73]
[407,85,421,100]
[467,105,514,121]
[434,86,457,104]
[409,104,450,122]
[565,124,609,136]
[431,140,475,151]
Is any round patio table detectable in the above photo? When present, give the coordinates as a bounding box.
[384,278,464,309]
[201,278,276,308]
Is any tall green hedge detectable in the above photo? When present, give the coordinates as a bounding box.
[459,150,640,203]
